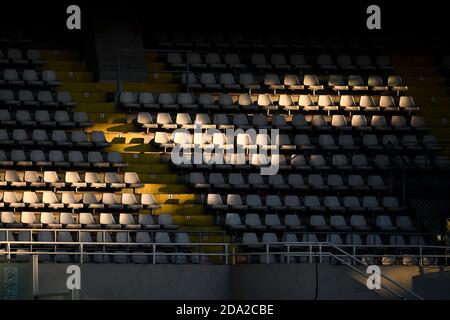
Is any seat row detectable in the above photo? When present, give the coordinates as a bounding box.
[180,73,406,95]
[189,172,387,192]
[0,212,173,230]
[0,191,160,210]
[240,232,424,248]
[0,150,126,168]
[154,32,391,52]
[171,152,393,170]
[0,90,76,108]
[0,129,109,148]
[0,211,174,230]
[207,194,403,212]
[226,213,415,232]
[1,251,207,264]
[0,69,61,86]
[0,170,143,189]
[0,109,92,127]
[166,52,394,73]
[124,92,414,113]
[0,48,46,65]
[156,132,433,154]
[139,112,426,132]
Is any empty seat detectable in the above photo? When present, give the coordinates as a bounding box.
[200,73,220,89]
[376,215,397,231]
[246,195,267,210]
[284,214,305,230]
[225,213,246,230]
[304,196,324,211]
[310,215,330,230]
[330,215,351,231]
[245,214,266,231]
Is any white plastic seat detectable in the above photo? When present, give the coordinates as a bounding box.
[43,171,65,188]
[65,171,86,188]
[283,75,304,91]
[100,213,120,229]
[25,171,45,187]
[119,213,140,230]
[141,194,161,210]
[122,193,144,210]
[23,192,44,209]
[331,115,351,131]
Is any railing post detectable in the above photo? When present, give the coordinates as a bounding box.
[266,244,269,264]
[319,243,322,264]
[80,243,84,265]
[152,244,156,265]
[286,244,290,264]
[32,255,39,299]
[225,244,228,265]
[309,244,312,264]
[232,245,236,265]
[419,246,423,267]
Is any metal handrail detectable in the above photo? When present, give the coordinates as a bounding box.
[324,241,424,300]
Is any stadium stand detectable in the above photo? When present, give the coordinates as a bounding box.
[0,30,449,268]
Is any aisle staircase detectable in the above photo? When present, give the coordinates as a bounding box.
[40,49,229,260]
[391,53,450,234]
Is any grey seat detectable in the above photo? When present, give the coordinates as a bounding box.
[310,215,330,230]
[225,213,246,230]
[158,214,179,230]
[284,214,305,230]
[245,214,266,231]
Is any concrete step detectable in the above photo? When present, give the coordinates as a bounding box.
[44,61,86,72]
[73,102,116,113]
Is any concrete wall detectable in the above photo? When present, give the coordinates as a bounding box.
[38,264,230,300]
[12,263,450,300]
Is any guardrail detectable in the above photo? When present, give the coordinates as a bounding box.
[0,232,449,267]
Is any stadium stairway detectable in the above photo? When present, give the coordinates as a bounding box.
[391,54,450,233]
[40,49,229,261]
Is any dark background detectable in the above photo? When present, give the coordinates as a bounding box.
[0,1,448,39]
